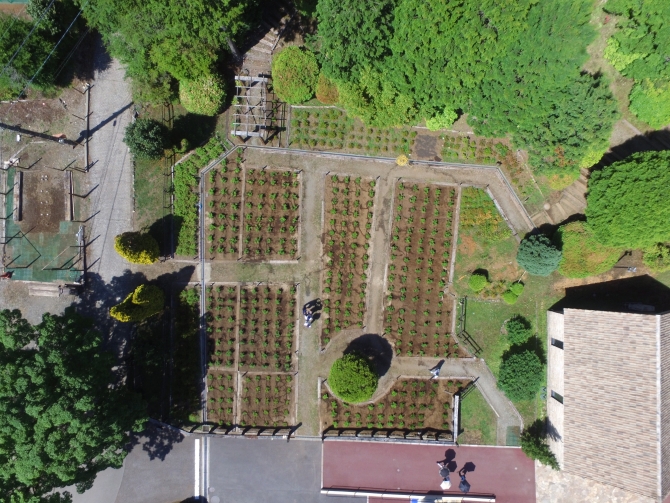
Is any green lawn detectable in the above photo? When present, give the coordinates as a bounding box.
[134,158,165,233]
[459,387,497,445]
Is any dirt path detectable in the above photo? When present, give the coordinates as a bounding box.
[199,147,529,440]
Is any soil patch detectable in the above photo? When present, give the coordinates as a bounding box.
[321,174,376,346]
[21,170,65,232]
[239,372,296,427]
[205,284,238,368]
[321,377,470,439]
[206,370,237,426]
[384,181,466,358]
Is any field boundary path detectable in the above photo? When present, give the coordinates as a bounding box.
[199,146,529,441]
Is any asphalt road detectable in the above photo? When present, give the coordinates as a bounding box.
[65,425,356,503]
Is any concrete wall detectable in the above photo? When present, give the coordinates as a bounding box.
[547,310,564,468]
[660,312,670,501]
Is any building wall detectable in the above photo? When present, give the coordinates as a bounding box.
[547,310,565,468]
[563,309,659,500]
[660,311,670,501]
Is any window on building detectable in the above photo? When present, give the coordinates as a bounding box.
[551,338,564,349]
[551,390,563,404]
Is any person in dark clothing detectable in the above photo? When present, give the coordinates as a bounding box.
[458,468,471,493]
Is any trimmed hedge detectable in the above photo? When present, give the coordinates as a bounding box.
[468,273,488,293]
[501,291,519,305]
[271,46,319,104]
[179,75,226,116]
[555,221,620,278]
[110,285,164,322]
[328,351,378,403]
[114,232,160,264]
[174,137,225,256]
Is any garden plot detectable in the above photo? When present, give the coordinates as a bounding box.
[384,182,466,358]
[239,373,296,428]
[205,158,243,260]
[320,378,469,435]
[242,168,300,259]
[206,370,237,427]
[290,108,416,156]
[321,175,376,346]
[238,285,297,372]
[205,284,238,368]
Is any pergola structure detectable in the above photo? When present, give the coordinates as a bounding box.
[230,75,273,141]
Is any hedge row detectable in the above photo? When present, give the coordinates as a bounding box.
[110,285,164,322]
[174,137,225,256]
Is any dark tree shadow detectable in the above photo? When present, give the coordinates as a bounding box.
[593,129,670,172]
[545,417,562,443]
[472,268,489,280]
[124,423,185,462]
[501,336,546,365]
[146,215,184,258]
[171,114,217,149]
[344,334,393,378]
[550,275,670,314]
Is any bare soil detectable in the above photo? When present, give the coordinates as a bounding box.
[384,182,466,358]
[239,372,296,427]
[206,370,237,426]
[22,170,65,232]
[321,378,470,438]
[321,175,376,346]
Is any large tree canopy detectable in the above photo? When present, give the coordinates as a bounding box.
[586,150,670,249]
[0,308,147,501]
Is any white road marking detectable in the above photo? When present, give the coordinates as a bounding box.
[194,438,200,499]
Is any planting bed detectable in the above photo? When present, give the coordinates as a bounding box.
[242,168,300,259]
[290,108,416,156]
[205,284,238,368]
[321,378,469,435]
[239,285,297,372]
[239,373,296,428]
[206,370,237,426]
[321,174,377,346]
[205,157,243,260]
[384,182,466,358]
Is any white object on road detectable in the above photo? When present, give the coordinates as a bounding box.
[194,438,200,499]
[441,479,452,490]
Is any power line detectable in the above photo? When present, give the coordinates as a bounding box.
[0,5,28,47]
[53,27,90,80]
[0,0,57,79]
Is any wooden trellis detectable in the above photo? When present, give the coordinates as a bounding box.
[230,76,273,141]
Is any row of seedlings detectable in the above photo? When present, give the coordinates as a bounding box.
[385,182,466,358]
[321,174,377,347]
[205,284,238,368]
[206,370,237,427]
[239,373,296,428]
[205,155,243,260]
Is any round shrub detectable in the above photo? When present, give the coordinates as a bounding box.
[505,315,533,345]
[425,107,458,131]
[501,291,519,305]
[509,282,525,296]
[516,234,561,276]
[110,285,164,322]
[124,118,166,160]
[271,46,319,104]
[114,232,160,264]
[179,75,226,116]
[555,221,620,278]
[316,73,339,104]
[468,273,488,293]
[498,350,543,401]
[328,351,378,403]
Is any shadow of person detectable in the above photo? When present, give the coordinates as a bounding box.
[343,333,393,377]
[441,448,457,473]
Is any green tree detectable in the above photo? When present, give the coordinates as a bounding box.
[110,285,165,322]
[124,118,166,160]
[271,46,319,104]
[498,350,544,401]
[0,308,147,501]
[114,231,160,264]
[520,419,560,470]
[629,79,670,129]
[78,0,259,100]
[505,315,533,345]
[468,273,488,293]
[328,351,378,403]
[315,73,339,104]
[179,75,226,116]
[643,243,670,273]
[315,0,396,82]
[554,221,621,278]
[586,151,670,249]
[516,234,562,276]
[425,108,458,131]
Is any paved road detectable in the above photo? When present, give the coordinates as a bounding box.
[66,425,356,503]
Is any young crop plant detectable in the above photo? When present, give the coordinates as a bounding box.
[321,175,376,347]
[205,284,239,368]
[206,371,236,426]
[238,285,297,372]
[239,373,295,428]
[383,181,464,358]
[205,157,243,260]
[241,168,301,260]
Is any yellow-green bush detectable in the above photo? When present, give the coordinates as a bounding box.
[316,73,339,104]
[179,75,225,116]
[114,232,160,264]
[555,221,621,278]
[110,285,165,322]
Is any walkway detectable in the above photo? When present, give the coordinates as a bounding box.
[322,440,536,503]
[202,147,529,441]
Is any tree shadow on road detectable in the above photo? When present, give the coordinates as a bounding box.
[344,333,393,378]
[126,423,185,462]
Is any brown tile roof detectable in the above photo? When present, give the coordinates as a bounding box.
[563,308,666,500]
